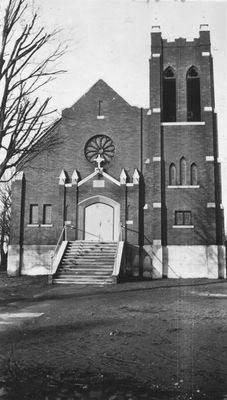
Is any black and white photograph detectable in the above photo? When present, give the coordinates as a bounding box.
[0,0,227,398]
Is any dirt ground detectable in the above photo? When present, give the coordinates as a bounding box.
[0,273,227,400]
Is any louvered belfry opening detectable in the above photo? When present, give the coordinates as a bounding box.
[187,66,201,121]
[163,66,176,122]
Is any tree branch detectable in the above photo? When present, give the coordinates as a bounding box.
[0,0,67,182]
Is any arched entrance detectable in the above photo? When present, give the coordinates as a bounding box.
[85,203,114,241]
[78,196,120,241]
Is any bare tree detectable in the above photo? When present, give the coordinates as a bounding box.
[0,181,11,269]
[0,0,66,182]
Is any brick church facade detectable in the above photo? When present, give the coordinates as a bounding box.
[8,25,226,280]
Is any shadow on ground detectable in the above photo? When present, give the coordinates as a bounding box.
[1,368,227,400]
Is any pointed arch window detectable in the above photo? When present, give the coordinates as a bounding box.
[187,66,201,121]
[169,163,177,186]
[180,157,187,185]
[190,163,198,186]
[163,66,176,122]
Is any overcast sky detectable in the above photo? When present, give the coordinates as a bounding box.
[36,0,227,224]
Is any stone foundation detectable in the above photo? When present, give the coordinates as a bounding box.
[7,243,226,279]
[7,245,55,276]
[143,245,163,279]
[143,244,226,279]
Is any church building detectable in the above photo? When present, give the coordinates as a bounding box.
[8,25,226,283]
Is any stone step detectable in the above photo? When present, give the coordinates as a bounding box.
[54,275,114,280]
[54,276,113,279]
[53,279,114,285]
[68,241,117,244]
[57,267,112,272]
[64,252,115,259]
[60,262,113,266]
[57,267,113,271]
[67,248,117,253]
[67,250,116,253]
[59,266,113,275]
[62,258,114,264]
[59,265,113,270]
[56,270,112,278]
[65,248,117,252]
[64,250,116,253]
[56,275,112,279]
[53,240,118,285]
[62,256,115,260]
[68,243,117,246]
[68,247,117,250]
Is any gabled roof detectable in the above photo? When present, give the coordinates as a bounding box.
[62,79,138,116]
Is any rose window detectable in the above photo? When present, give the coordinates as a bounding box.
[84,135,115,164]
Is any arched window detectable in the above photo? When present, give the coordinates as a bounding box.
[191,163,198,185]
[180,157,187,185]
[187,66,201,121]
[163,66,176,122]
[169,163,177,186]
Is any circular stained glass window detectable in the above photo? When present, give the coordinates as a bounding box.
[84,135,115,164]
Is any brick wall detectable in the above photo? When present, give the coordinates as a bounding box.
[10,80,143,247]
[9,28,224,257]
[148,27,223,246]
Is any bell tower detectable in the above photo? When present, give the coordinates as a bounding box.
[145,25,225,278]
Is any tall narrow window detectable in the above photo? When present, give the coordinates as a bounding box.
[180,157,187,185]
[169,163,177,186]
[191,163,198,185]
[30,204,38,224]
[187,66,201,121]
[98,100,103,116]
[163,67,176,122]
[43,204,52,225]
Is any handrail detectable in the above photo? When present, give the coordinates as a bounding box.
[65,225,118,241]
[51,225,66,273]
[121,224,153,246]
[121,224,181,278]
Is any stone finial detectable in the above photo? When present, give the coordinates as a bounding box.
[133,169,140,185]
[120,169,127,185]
[151,25,161,32]
[15,171,24,180]
[200,23,209,31]
[59,170,66,185]
[71,170,79,185]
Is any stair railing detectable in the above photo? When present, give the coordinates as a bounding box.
[66,225,112,241]
[118,225,123,241]
[51,225,66,274]
[120,224,181,278]
[120,223,153,246]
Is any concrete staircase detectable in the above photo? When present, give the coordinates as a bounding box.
[53,241,119,284]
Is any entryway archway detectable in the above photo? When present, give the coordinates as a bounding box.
[78,196,120,241]
[85,203,114,241]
